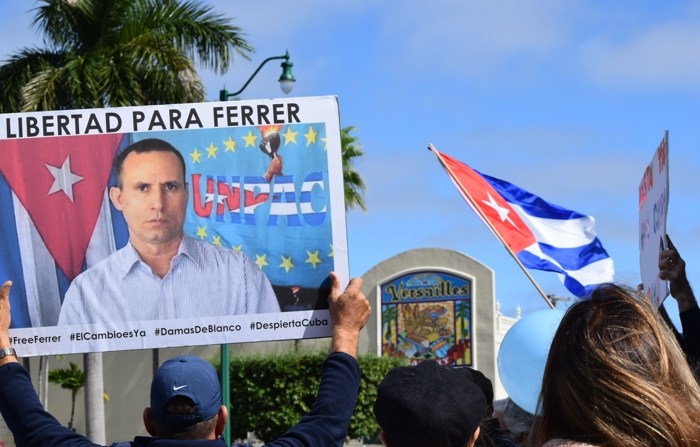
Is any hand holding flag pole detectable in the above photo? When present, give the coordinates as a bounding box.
[429,144,614,307]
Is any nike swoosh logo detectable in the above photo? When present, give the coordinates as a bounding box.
[173,385,188,391]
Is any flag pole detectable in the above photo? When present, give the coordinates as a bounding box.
[429,144,555,309]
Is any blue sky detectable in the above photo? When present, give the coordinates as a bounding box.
[2,1,700,320]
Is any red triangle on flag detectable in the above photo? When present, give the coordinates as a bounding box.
[437,151,536,254]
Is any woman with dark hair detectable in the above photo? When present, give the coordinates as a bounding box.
[529,284,700,447]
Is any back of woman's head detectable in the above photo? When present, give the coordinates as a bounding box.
[530,283,700,447]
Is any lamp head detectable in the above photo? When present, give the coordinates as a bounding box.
[279,53,296,94]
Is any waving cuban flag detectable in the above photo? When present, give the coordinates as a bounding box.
[431,146,614,298]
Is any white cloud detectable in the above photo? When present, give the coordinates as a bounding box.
[579,20,700,88]
[373,0,580,78]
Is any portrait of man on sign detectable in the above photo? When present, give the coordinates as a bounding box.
[57,137,281,325]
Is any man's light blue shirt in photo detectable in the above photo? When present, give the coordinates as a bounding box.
[57,236,280,325]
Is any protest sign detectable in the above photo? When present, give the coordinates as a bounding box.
[0,96,347,355]
[638,131,669,307]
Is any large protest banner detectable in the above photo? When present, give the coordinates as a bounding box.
[638,131,669,307]
[0,96,347,356]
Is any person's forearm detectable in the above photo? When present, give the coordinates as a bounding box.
[675,291,697,313]
[260,352,360,447]
[330,328,359,359]
[680,306,700,359]
[672,275,697,312]
[0,334,18,368]
[0,363,101,447]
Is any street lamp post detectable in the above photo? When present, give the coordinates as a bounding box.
[219,50,296,100]
[218,50,295,445]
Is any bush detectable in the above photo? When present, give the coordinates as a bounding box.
[228,352,406,443]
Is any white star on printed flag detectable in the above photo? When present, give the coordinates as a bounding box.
[45,156,84,203]
[482,192,518,228]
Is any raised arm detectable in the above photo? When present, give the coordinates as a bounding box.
[0,281,104,447]
[248,272,370,447]
[328,272,371,358]
[659,234,697,312]
[0,281,16,368]
[659,234,700,360]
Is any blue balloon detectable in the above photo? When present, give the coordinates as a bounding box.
[497,308,565,414]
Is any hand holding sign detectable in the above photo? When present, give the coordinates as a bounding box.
[638,131,669,307]
[659,234,696,312]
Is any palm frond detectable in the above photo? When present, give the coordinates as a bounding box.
[2,0,254,111]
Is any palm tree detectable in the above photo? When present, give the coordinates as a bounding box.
[341,125,367,211]
[48,362,85,431]
[0,0,253,112]
[381,305,398,350]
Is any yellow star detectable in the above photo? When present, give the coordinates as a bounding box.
[305,250,322,269]
[280,255,295,273]
[242,131,258,147]
[255,254,269,269]
[283,127,298,145]
[328,243,334,258]
[223,137,236,152]
[196,226,207,239]
[304,127,318,146]
[190,148,202,163]
[321,136,327,151]
[206,142,218,158]
[212,235,223,246]
[232,244,243,252]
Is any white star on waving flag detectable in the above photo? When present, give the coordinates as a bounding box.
[45,156,84,203]
[482,192,518,228]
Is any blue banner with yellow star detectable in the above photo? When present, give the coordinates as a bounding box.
[138,121,334,311]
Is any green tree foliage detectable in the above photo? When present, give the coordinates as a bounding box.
[341,125,367,211]
[227,353,405,443]
[0,1,367,209]
[0,0,253,112]
[1,1,367,209]
[48,362,84,430]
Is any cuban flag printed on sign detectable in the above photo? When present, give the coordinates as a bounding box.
[0,134,130,328]
[433,148,614,298]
